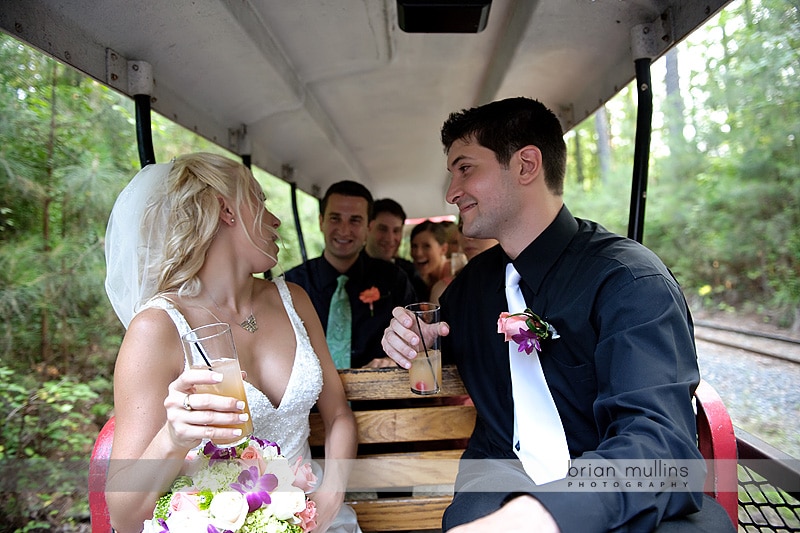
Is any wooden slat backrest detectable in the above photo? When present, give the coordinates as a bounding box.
[310,365,475,532]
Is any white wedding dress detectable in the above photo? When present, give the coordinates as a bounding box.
[144,277,361,533]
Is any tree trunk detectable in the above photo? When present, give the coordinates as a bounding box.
[664,48,685,160]
[40,61,57,365]
[573,130,584,185]
[595,105,611,183]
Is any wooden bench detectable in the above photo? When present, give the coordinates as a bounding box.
[308,365,476,532]
[90,372,738,532]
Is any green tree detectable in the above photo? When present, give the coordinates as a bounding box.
[0,32,324,529]
[661,0,799,326]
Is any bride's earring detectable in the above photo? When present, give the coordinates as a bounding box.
[230,218,235,223]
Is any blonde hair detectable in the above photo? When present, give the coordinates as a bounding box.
[141,152,270,297]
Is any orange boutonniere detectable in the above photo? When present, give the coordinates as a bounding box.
[359,287,381,316]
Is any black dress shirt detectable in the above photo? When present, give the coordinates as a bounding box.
[439,205,703,532]
[285,251,416,368]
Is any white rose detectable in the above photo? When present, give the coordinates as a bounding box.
[261,445,280,460]
[141,519,160,533]
[264,488,306,520]
[208,491,249,531]
[164,510,212,533]
[263,457,296,488]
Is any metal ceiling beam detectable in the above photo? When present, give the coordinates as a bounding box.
[474,0,539,106]
[220,0,370,188]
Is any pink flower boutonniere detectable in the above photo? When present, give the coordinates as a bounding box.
[359,286,381,316]
[498,308,560,355]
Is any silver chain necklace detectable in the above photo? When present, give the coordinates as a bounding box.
[207,287,258,333]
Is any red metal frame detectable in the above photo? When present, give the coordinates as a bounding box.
[695,379,739,527]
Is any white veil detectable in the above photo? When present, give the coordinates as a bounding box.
[104,162,174,329]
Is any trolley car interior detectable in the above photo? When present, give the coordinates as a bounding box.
[2,0,798,531]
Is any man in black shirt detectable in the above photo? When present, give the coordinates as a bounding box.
[365,197,427,299]
[286,181,415,368]
[381,98,733,532]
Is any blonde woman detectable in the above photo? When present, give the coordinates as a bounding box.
[104,153,361,533]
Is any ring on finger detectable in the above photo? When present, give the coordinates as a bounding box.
[183,393,193,411]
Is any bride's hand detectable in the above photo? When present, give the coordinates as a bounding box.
[163,369,250,449]
[308,489,345,533]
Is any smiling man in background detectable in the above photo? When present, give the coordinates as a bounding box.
[365,197,426,299]
[285,181,415,368]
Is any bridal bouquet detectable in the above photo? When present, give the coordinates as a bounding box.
[143,436,318,533]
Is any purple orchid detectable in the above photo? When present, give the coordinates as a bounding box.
[230,466,278,512]
[250,436,281,455]
[203,441,237,464]
[207,527,233,533]
[511,327,542,355]
[155,518,169,533]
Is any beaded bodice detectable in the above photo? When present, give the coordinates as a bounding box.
[143,277,324,461]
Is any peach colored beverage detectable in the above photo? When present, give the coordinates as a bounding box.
[410,349,442,395]
[190,358,254,443]
[182,322,254,445]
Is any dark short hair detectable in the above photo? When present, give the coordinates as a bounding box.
[320,180,374,218]
[440,97,566,195]
[371,198,407,223]
[410,219,447,245]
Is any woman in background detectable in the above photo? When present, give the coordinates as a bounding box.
[410,220,450,300]
[430,219,497,304]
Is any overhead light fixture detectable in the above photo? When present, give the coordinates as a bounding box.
[397,0,493,33]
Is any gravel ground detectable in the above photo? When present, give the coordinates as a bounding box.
[696,338,800,459]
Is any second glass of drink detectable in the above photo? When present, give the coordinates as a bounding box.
[181,322,254,445]
[405,303,442,395]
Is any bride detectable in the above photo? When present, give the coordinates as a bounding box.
[104,153,361,533]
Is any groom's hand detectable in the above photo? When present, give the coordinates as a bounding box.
[381,306,450,369]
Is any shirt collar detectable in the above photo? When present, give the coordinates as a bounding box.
[319,250,368,284]
[505,205,579,295]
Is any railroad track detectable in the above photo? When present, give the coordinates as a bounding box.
[694,320,800,365]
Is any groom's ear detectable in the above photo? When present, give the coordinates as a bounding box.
[516,145,543,186]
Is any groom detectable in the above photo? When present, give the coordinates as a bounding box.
[381,97,734,532]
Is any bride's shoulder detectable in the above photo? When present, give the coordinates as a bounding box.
[128,303,178,332]
[269,277,309,301]
[279,281,321,323]
[120,307,183,366]
[258,277,310,312]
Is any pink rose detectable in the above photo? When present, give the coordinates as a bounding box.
[238,445,267,474]
[497,312,529,341]
[291,456,318,492]
[297,499,318,532]
[169,491,201,514]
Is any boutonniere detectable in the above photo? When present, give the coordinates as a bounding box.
[359,286,381,316]
[497,308,560,355]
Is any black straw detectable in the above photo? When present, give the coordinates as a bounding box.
[195,343,213,368]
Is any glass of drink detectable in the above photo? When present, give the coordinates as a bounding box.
[181,322,254,445]
[405,303,442,395]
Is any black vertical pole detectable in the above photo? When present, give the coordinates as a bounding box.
[291,181,309,264]
[628,58,652,244]
[134,94,156,168]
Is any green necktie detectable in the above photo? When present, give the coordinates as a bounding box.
[326,274,351,368]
